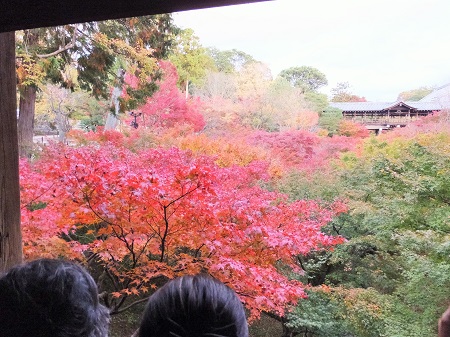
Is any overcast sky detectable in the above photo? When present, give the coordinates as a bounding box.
[173,0,450,101]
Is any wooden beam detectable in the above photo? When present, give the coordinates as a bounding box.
[0,0,271,33]
[0,32,22,272]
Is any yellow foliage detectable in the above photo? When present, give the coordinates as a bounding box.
[16,53,45,88]
[176,133,268,168]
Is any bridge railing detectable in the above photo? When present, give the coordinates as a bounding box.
[343,116,424,125]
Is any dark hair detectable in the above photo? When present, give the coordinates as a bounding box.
[0,258,109,337]
[139,274,248,337]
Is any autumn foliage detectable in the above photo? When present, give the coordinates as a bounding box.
[131,61,206,131]
[20,140,346,317]
[18,55,374,323]
[337,120,370,138]
[247,130,359,172]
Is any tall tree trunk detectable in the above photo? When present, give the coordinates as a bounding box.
[185,78,189,99]
[55,109,70,143]
[105,69,125,131]
[0,32,22,272]
[18,85,36,157]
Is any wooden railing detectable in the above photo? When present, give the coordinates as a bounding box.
[343,116,424,125]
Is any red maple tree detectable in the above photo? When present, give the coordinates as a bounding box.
[20,141,346,318]
[247,130,359,173]
[131,61,205,132]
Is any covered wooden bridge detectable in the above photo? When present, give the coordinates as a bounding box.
[330,100,441,132]
[330,84,450,132]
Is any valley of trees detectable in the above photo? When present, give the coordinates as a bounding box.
[15,13,450,337]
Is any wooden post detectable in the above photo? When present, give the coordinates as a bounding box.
[0,31,22,272]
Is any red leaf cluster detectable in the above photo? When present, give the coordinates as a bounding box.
[247,130,359,172]
[136,61,206,131]
[20,142,346,318]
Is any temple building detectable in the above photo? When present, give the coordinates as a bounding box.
[330,83,450,132]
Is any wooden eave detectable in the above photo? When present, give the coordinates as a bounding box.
[342,109,382,113]
[0,0,271,33]
[383,101,417,111]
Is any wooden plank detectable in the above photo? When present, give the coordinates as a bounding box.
[0,0,271,32]
[0,32,22,272]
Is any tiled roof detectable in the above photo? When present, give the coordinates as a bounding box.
[408,101,446,110]
[419,83,450,106]
[329,101,444,112]
[330,84,450,112]
[329,102,391,111]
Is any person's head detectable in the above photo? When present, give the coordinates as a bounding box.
[0,258,109,337]
[139,274,248,337]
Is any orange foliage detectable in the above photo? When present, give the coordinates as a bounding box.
[177,133,267,167]
[338,120,370,138]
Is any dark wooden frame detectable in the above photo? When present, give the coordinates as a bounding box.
[0,0,269,33]
[0,32,22,271]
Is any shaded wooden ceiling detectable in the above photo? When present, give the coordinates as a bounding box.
[0,0,270,33]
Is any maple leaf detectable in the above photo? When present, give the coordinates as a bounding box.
[111,292,122,298]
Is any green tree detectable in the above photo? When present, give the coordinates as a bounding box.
[77,15,176,130]
[278,66,328,93]
[281,122,450,337]
[207,47,255,73]
[287,288,389,337]
[397,87,433,101]
[16,27,77,156]
[169,28,215,97]
[341,137,450,233]
[96,15,176,59]
[287,289,351,337]
[15,15,177,155]
[318,106,343,135]
[304,91,329,113]
[334,134,450,336]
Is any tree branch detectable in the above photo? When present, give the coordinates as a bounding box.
[36,28,77,58]
[111,296,151,315]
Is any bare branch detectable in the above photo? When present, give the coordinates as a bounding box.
[111,296,151,315]
[36,28,77,58]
